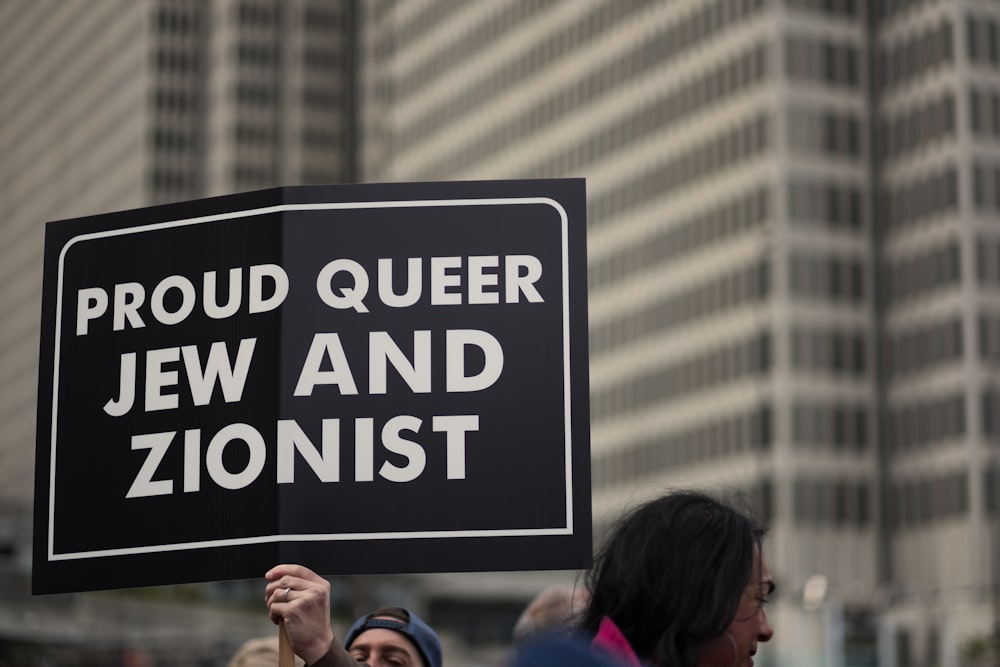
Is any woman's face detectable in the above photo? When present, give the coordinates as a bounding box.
[696,548,774,667]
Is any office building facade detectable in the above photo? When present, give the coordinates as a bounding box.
[0,0,357,659]
[357,0,998,664]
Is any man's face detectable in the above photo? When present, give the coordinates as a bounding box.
[348,623,424,667]
[697,548,775,667]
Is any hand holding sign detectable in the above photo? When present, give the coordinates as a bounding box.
[266,564,335,665]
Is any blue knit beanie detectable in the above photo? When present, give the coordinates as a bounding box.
[345,608,442,667]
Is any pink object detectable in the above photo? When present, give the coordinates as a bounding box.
[592,617,642,667]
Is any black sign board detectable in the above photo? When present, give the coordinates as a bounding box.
[33,179,590,594]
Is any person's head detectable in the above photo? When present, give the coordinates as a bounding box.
[345,606,443,667]
[582,490,774,667]
[513,585,591,643]
[228,636,304,667]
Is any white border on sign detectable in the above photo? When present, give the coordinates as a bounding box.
[48,197,574,561]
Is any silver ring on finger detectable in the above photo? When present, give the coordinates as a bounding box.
[282,587,290,603]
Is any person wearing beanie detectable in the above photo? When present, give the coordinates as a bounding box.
[342,606,442,667]
[265,564,443,667]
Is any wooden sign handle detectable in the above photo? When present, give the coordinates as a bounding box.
[279,619,295,667]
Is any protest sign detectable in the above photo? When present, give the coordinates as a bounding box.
[33,179,590,594]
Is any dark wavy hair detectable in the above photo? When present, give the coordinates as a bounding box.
[581,490,766,667]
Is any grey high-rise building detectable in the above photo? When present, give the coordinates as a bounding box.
[358,1,998,664]
[0,0,356,501]
[0,0,357,660]
[2,1,999,665]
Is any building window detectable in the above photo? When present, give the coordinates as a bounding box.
[592,331,771,421]
[788,179,863,231]
[886,166,958,234]
[879,19,953,90]
[789,253,865,304]
[590,259,770,356]
[888,318,963,377]
[589,186,770,291]
[888,392,965,453]
[591,403,773,488]
[788,108,862,158]
[885,241,961,305]
[591,114,770,225]
[786,37,860,88]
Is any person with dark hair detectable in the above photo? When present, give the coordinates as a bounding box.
[581,490,774,667]
[265,564,442,667]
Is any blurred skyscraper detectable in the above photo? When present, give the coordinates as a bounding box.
[0,0,357,661]
[1,0,999,665]
[357,1,999,664]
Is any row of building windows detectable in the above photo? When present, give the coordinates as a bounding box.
[785,37,860,89]
[985,463,1000,513]
[790,327,866,376]
[303,44,343,70]
[155,4,203,36]
[301,126,344,150]
[793,478,870,527]
[526,43,768,181]
[977,238,1000,287]
[886,393,965,454]
[395,0,559,101]
[877,92,955,162]
[148,166,199,201]
[889,471,968,530]
[967,14,1000,68]
[235,41,278,68]
[151,126,198,153]
[788,253,864,303]
[788,108,862,159]
[385,0,501,54]
[591,115,769,225]
[302,3,347,31]
[299,166,347,186]
[397,0,768,158]
[882,166,958,235]
[395,0,635,152]
[303,84,344,109]
[791,328,865,377]
[784,0,858,19]
[590,260,769,357]
[591,331,771,420]
[154,47,201,74]
[969,86,1000,139]
[792,401,868,451]
[421,27,770,178]
[886,318,963,379]
[972,161,1000,212]
[979,387,1000,436]
[979,313,1000,361]
[884,241,960,306]
[233,121,277,146]
[876,19,953,91]
[236,0,279,28]
[152,88,199,114]
[873,0,935,22]
[591,405,772,490]
[236,81,278,107]
[589,186,769,290]
[745,478,774,525]
[233,163,277,189]
[593,479,773,544]
[787,179,863,231]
